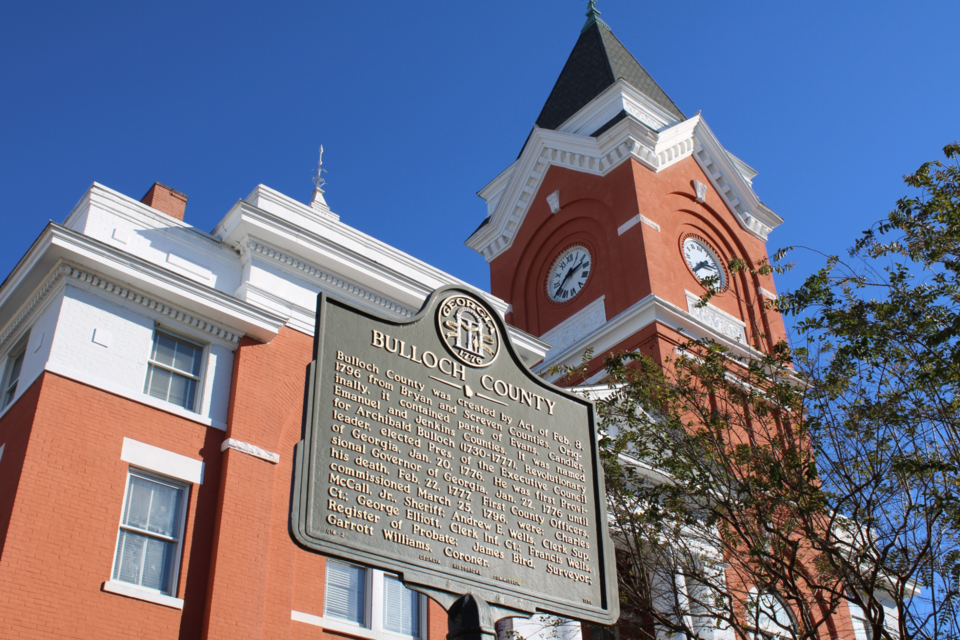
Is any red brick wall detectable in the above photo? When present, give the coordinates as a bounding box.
[0,372,222,639]
[490,157,787,355]
[0,375,42,561]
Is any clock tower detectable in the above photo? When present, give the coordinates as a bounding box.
[466,4,787,383]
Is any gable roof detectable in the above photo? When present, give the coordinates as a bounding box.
[535,18,685,131]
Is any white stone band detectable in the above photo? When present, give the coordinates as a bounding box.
[221,438,280,464]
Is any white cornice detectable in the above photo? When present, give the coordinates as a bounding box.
[535,293,763,382]
[692,119,783,240]
[556,79,682,136]
[65,182,225,250]
[0,224,285,348]
[245,239,415,319]
[468,99,782,262]
[214,186,511,318]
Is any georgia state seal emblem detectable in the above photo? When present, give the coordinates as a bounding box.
[437,294,500,368]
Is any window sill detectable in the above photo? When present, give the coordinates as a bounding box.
[291,611,420,640]
[102,580,184,609]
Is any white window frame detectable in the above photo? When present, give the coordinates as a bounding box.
[108,469,189,603]
[1,334,29,410]
[143,327,207,413]
[103,439,203,610]
[292,561,427,640]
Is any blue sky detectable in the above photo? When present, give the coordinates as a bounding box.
[2,1,958,324]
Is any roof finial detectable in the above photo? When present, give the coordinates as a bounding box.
[582,0,608,32]
[311,146,328,209]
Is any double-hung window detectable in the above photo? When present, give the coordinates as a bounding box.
[1,336,28,409]
[144,330,203,411]
[322,560,423,639]
[325,560,367,624]
[112,469,188,596]
[382,574,420,636]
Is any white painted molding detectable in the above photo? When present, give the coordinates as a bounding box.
[758,286,777,301]
[541,297,606,362]
[121,437,204,484]
[246,240,414,318]
[214,185,510,318]
[291,610,325,627]
[111,227,129,244]
[640,215,660,232]
[536,293,763,381]
[291,610,403,640]
[684,291,747,344]
[0,261,67,354]
[0,224,286,351]
[102,580,184,609]
[556,79,682,136]
[546,190,561,214]
[617,215,641,236]
[694,180,707,203]
[221,438,280,464]
[62,264,242,346]
[469,109,783,262]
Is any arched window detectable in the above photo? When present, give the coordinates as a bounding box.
[747,589,797,640]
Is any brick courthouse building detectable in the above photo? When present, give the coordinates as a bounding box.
[0,7,860,640]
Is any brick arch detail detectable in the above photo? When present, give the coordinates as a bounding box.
[512,200,632,337]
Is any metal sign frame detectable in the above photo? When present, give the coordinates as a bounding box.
[292,286,619,625]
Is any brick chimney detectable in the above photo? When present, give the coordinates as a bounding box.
[140,183,188,221]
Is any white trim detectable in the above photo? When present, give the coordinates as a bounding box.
[44,360,227,430]
[103,579,184,609]
[536,293,763,381]
[121,437,204,484]
[684,290,747,344]
[299,564,428,640]
[0,224,285,349]
[292,611,426,640]
[758,286,777,301]
[245,239,414,319]
[65,264,242,348]
[221,438,280,464]
[618,213,661,235]
[292,610,326,626]
[617,215,641,236]
[214,186,511,317]
[469,111,783,262]
[0,443,5,464]
[541,296,607,359]
[556,79,682,136]
[640,215,660,232]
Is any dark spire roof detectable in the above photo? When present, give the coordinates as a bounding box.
[534,10,684,131]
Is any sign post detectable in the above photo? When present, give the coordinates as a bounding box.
[293,286,619,632]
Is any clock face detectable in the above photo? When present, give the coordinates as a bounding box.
[682,237,726,290]
[548,246,592,302]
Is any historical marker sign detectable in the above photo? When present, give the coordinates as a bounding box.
[293,287,619,624]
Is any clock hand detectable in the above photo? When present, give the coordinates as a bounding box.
[692,260,710,273]
[555,258,589,294]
